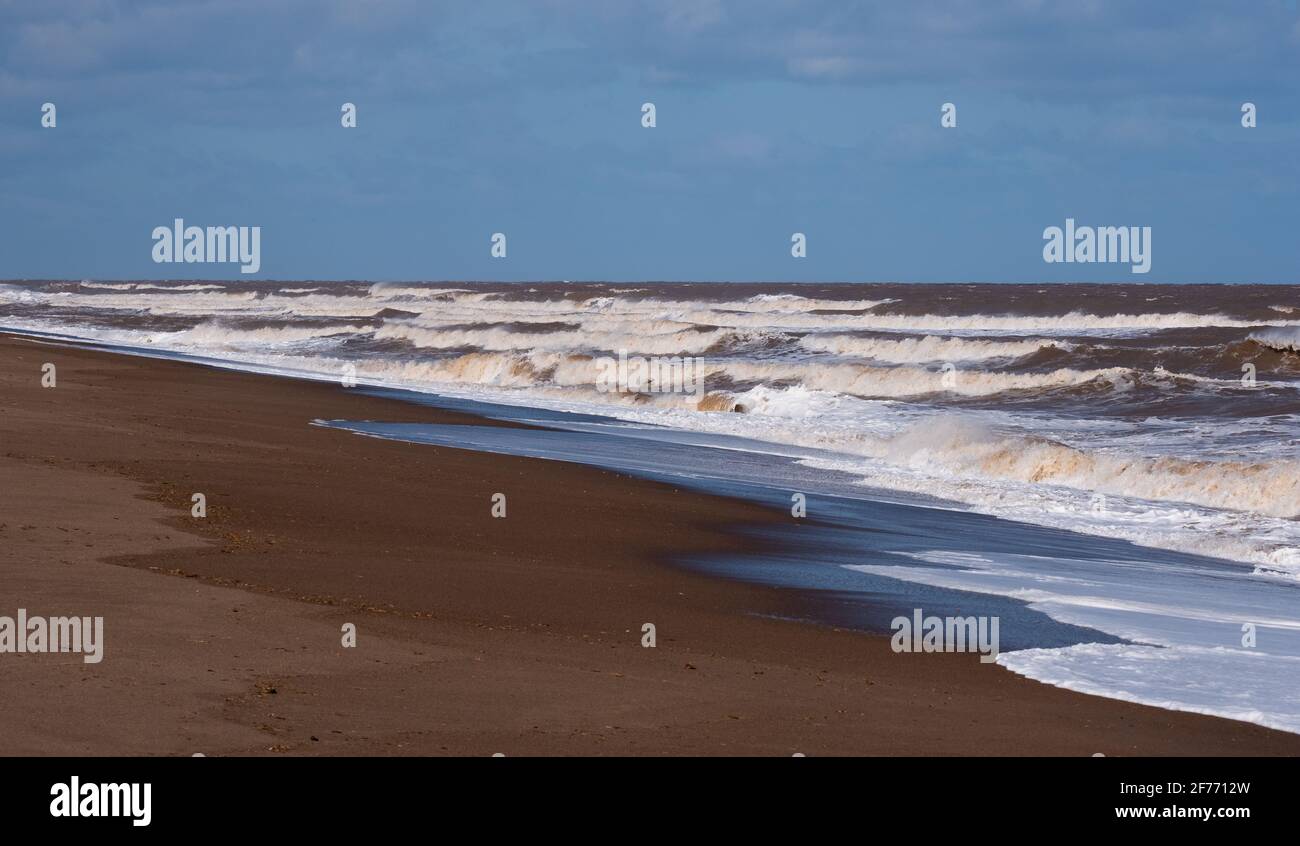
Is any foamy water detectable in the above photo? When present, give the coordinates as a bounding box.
[847,549,1300,733]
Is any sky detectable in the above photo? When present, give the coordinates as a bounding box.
[1,0,1298,284]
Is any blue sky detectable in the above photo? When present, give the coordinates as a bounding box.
[1,0,1298,283]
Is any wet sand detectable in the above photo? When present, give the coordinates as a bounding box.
[2,332,1298,756]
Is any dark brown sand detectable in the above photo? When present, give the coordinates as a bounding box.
[2,333,1297,756]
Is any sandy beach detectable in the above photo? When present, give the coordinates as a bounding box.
[2,331,1297,756]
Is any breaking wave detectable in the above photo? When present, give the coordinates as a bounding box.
[868,417,1300,519]
[1250,326,1300,354]
[799,333,1060,362]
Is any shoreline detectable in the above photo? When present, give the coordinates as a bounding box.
[3,331,1298,755]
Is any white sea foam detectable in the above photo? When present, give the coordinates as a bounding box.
[798,333,1060,362]
[374,320,757,355]
[1250,326,1300,353]
[739,293,895,312]
[164,321,369,347]
[712,359,1126,399]
[0,284,45,303]
[845,549,1300,733]
[861,416,1300,519]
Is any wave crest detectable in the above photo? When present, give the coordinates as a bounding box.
[875,417,1300,518]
